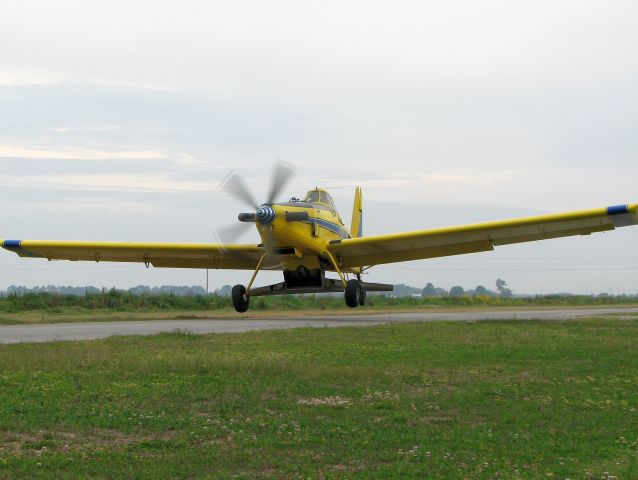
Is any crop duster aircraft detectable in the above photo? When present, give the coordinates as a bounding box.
[2,162,637,312]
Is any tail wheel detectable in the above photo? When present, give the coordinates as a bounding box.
[345,279,361,308]
[232,284,250,313]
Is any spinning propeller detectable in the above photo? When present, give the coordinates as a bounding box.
[215,160,296,246]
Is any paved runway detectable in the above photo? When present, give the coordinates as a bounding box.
[0,307,637,344]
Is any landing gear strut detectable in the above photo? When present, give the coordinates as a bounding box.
[232,253,269,313]
[233,273,378,312]
[232,284,250,313]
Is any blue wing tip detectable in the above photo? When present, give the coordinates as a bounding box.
[606,204,637,227]
[2,240,44,258]
[2,240,21,251]
[607,205,629,216]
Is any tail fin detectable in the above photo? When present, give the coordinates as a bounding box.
[350,186,363,238]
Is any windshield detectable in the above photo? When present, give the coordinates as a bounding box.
[304,191,320,203]
[304,190,337,212]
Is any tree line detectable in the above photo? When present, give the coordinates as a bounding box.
[0,283,635,314]
[3,285,207,297]
[421,278,513,298]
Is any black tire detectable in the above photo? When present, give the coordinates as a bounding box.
[359,288,366,306]
[232,284,250,313]
[344,279,361,308]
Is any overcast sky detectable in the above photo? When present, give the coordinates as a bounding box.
[0,1,636,294]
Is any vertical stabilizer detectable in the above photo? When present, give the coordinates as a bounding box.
[350,186,363,238]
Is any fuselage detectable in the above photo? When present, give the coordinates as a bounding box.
[254,188,351,271]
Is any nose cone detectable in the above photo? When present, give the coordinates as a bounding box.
[256,205,276,224]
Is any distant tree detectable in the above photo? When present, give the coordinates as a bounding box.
[449,286,465,297]
[496,278,513,297]
[422,282,437,297]
[474,285,488,296]
[392,284,422,297]
[215,285,233,297]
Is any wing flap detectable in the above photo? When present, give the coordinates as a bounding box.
[491,224,613,246]
[1,240,270,270]
[330,203,637,268]
[336,240,494,267]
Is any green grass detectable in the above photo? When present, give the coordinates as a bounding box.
[1,290,637,318]
[1,291,637,325]
[0,318,637,478]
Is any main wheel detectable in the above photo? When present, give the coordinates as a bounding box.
[359,288,367,306]
[232,284,250,313]
[344,279,361,308]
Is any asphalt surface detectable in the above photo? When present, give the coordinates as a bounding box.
[0,307,637,345]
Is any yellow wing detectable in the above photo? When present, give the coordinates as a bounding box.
[329,203,638,268]
[0,240,277,270]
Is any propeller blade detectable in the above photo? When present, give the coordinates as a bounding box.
[214,221,253,247]
[266,160,296,204]
[220,171,259,210]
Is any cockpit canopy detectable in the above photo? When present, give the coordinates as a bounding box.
[304,189,336,210]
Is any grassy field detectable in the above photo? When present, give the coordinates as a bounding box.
[0,317,637,478]
[1,291,638,326]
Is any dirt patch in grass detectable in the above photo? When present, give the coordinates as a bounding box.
[0,428,178,455]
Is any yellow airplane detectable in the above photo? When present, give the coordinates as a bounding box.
[2,162,637,312]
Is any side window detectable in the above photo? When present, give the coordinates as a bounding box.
[326,194,337,215]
